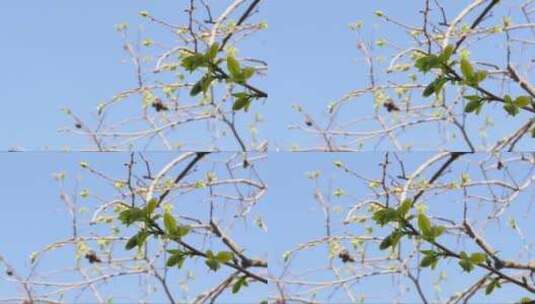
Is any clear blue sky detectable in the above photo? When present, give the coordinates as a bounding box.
[1,1,532,150]
[0,152,533,302]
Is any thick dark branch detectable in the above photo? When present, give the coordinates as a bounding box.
[453,0,501,53]
[157,152,209,205]
[220,0,263,51]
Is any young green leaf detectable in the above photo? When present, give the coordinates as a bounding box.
[418,213,433,237]
[485,277,501,295]
[420,255,439,269]
[163,212,177,236]
[460,57,475,81]
[459,259,474,272]
[174,225,190,239]
[397,199,413,219]
[464,96,484,114]
[190,75,214,96]
[145,198,159,216]
[190,80,203,96]
[504,103,520,117]
[125,235,139,250]
[204,250,220,271]
[181,53,207,72]
[470,252,487,264]
[458,251,475,272]
[415,54,441,73]
[474,70,488,84]
[166,252,186,268]
[227,55,241,79]
[215,251,234,263]
[438,45,454,63]
[206,43,220,62]
[118,208,145,226]
[232,95,252,112]
[372,208,398,226]
[205,259,220,271]
[125,231,149,250]
[503,95,519,116]
[514,96,532,108]
[241,67,256,81]
[232,276,249,294]
[420,250,442,269]
[379,230,403,250]
[431,225,445,239]
[423,77,447,97]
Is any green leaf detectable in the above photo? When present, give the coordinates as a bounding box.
[504,102,520,117]
[125,236,138,250]
[205,258,220,271]
[503,94,520,116]
[227,55,241,79]
[145,198,158,216]
[232,94,252,112]
[485,277,501,295]
[232,92,249,99]
[470,252,487,264]
[174,225,190,239]
[379,230,403,250]
[418,214,433,238]
[232,276,248,294]
[190,75,214,96]
[163,212,177,236]
[514,96,532,107]
[464,97,484,114]
[423,77,447,97]
[125,231,149,250]
[474,70,488,84]
[420,255,438,269]
[460,57,475,81]
[420,249,436,255]
[190,80,203,96]
[459,259,474,272]
[415,55,441,73]
[439,45,454,63]
[118,208,145,226]
[215,251,234,263]
[397,199,413,219]
[458,251,475,272]
[420,250,441,269]
[206,43,219,62]
[464,95,482,102]
[241,67,255,81]
[431,226,445,239]
[504,95,513,104]
[166,249,182,255]
[372,208,398,226]
[181,53,207,72]
[166,252,186,268]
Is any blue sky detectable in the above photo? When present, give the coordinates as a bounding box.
[2,1,533,150]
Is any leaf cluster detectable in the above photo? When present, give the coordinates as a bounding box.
[181,43,261,112]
